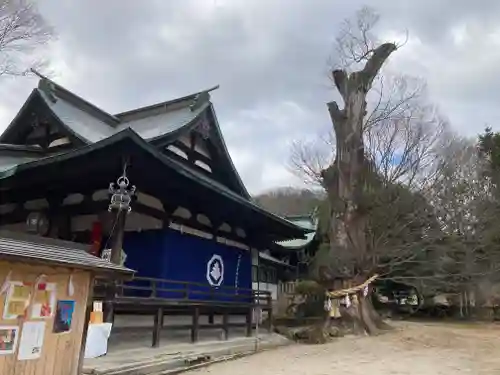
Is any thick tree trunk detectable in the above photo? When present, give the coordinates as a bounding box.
[361,289,393,331]
[321,43,396,336]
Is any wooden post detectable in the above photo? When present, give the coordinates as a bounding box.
[110,211,126,265]
[47,195,65,239]
[103,286,115,324]
[267,294,273,333]
[245,307,252,337]
[152,307,164,348]
[191,307,200,343]
[222,311,229,340]
[267,309,273,333]
[151,279,157,298]
[77,275,96,375]
[104,210,127,324]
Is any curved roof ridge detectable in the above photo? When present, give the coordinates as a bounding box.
[115,85,219,122]
[32,69,120,126]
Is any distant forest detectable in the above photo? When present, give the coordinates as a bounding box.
[253,187,324,217]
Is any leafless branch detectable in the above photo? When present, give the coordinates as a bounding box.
[332,6,381,71]
[289,75,443,192]
[0,0,53,77]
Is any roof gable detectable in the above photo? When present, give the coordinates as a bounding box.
[0,89,87,149]
[0,77,250,198]
[208,106,250,198]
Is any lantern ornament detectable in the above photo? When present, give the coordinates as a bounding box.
[108,170,136,213]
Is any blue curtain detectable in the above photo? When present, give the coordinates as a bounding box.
[123,228,252,303]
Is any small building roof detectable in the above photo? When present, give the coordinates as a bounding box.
[259,251,294,267]
[0,233,134,278]
[276,215,318,249]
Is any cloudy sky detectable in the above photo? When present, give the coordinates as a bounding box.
[1,0,499,194]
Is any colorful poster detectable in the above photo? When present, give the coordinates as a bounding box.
[0,326,19,355]
[17,321,45,360]
[31,282,56,319]
[3,282,31,320]
[53,300,75,333]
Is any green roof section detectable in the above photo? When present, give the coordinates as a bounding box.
[0,154,39,173]
[276,215,317,249]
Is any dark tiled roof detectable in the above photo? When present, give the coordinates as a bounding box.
[0,236,134,277]
[0,130,309,239]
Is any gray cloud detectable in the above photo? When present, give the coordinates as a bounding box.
[1,0,500,193]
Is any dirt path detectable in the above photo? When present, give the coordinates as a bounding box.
[187,321,500,375]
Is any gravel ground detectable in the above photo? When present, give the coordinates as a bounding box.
[187,321,500,375]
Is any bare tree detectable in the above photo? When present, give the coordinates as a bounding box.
[289,74,445,191]
[365,100,446,190]
[420,135,500,315]
[0,0,53,77]
[331,6,381,72]
[290,7,427,189]
[289,7,500,332]
[315,4,399,334]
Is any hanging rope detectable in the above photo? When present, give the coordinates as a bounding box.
[325,274,379,298]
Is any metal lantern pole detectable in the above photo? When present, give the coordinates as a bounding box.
[103,163,135,324]
[107,164,136,265]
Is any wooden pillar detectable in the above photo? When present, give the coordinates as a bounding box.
[222,311,229,340]
[267,294,273,333]
[47,195,67,240]
[104,209,127,324]
[191,307,200,343]
[110,210,127,265]
[245,307,253,337]
[267,309,273,333]
[77,275,96,375]
[103,288,115,324]
[152,307,164,348]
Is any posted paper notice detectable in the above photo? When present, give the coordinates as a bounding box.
[18,321,45,360]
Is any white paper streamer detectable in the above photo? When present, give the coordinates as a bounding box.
[68,274,75,297]
[363,285,369,297]
[345,294,351,308]
[324,298,332,311]
[0,270,12,295]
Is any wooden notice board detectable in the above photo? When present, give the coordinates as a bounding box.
[0,261,91,375]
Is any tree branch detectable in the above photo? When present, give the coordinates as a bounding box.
[361,43,397,88]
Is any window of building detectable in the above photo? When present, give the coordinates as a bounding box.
[259,267,267,283]
[269,267,277,284]
[257,266,277,284]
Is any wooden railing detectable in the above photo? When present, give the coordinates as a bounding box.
[94,276,272,307]
[93,276,274,348]
[278,281,297,297]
